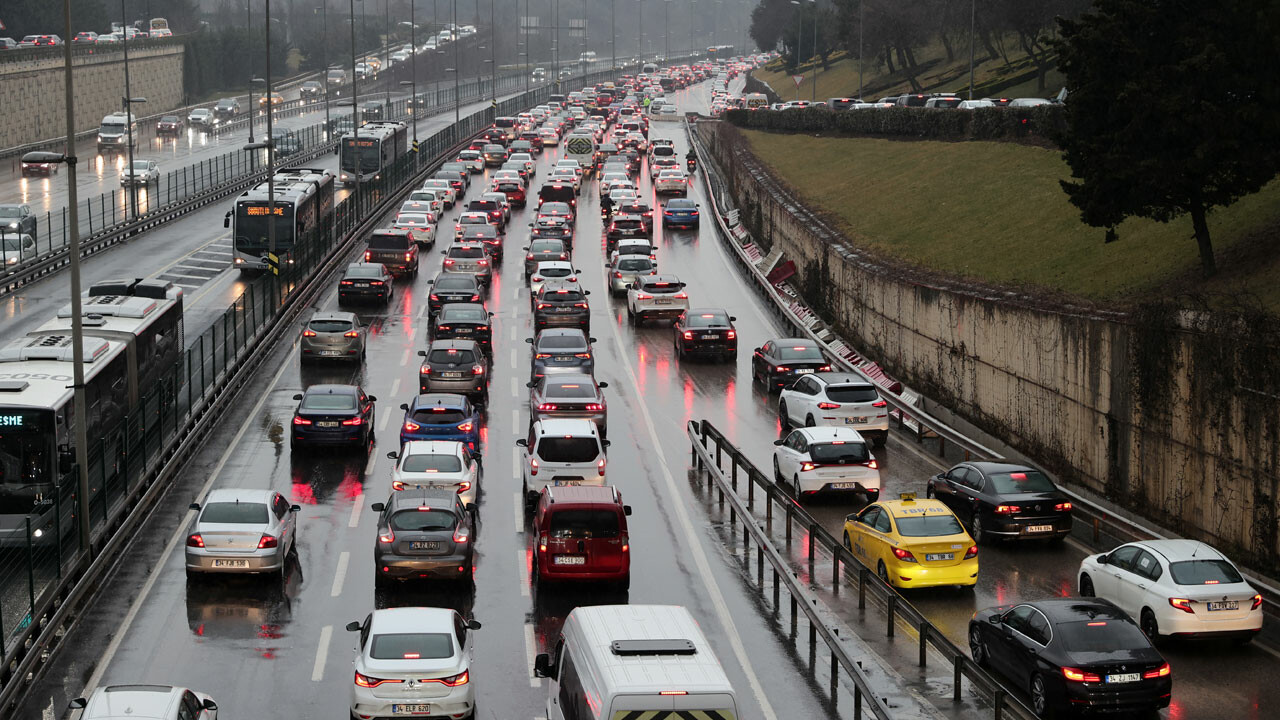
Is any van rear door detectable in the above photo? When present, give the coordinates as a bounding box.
[608,694,737,719]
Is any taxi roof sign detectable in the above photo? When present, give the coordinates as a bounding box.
[899,492,917,502]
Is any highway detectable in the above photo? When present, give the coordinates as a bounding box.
[8,74,1273,720]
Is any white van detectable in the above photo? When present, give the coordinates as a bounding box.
[535,605,738,720]
[562,132,598,174]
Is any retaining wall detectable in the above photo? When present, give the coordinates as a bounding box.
[700,120,1280,571]
[0,45,185,148]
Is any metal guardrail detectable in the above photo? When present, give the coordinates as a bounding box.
[685,117,1280,628]
[688,419,1038,720]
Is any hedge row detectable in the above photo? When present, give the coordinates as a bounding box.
[723,104,1067,142]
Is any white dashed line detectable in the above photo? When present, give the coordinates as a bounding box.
[330,551,350,597]
[400,347,411,365]
[377,406,391,433]
[364,451,377,475]
[510,376,517,396]
[390,377,401,397]
[311,625,333,681]
[510,347,517,367]
[349,493,364,528]
[524,622,541,687]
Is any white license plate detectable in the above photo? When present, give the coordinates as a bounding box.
[392,704,431,715]
[1105,673,1140,684]
[411,541,442,550]
[553,555,586,565]
[555,355,574,361]
[829,482,859,490]
[702,334,720,339]
[440,372,463,378]
[1025,524,1054,533]
[212,559,250,568]
[1208,601,1239,612]
[844,417,868,424]
[354,282,369,287]
[925,553,955,562]
[655,299,672,305]
[795,368,815,374]
[317,421,339,428]
[320,350,342,356]
[554,479,582,486]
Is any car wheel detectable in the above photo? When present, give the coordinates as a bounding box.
[615,574,631,591]
[873,432,887,448]
[925,484,934,499]
[1140,608,1161,644]
[969,625,988,668]
[864,489,879,503]
[805,414,815,428]
[1030,673,1052,719]
[876,560,890,585]
[1079,574,1095,597]
[778,401,791,430]
[772,457,783,484]
[842,532,852,551]
[972,514,988,545]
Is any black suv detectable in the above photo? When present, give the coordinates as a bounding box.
[427,272,483,315]
[533,286,591,331]
[371,488,476,586]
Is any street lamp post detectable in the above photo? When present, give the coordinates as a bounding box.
[490,0,496,103]
[350,0,362,206]
[452,0,460,124]
[120,0,141,221]
[318,3,332,138]
[384,0,392,114]
[637,0,643,63]
[967,0,975,100]
[857,0,864,100]
[611,0,616,82]
[266,0,278,257]
[790,0,802,102]
[523,0,530,92]
[663,0,669,61]
[811,0,817,102]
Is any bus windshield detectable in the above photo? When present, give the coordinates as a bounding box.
[235,203,295,249]
[0,409,56,512]
[342,139,383,173]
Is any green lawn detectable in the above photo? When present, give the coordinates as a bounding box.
[741,130,1280,309]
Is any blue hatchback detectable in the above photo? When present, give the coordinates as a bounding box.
[662,198,700,228]
[399,393,482,450]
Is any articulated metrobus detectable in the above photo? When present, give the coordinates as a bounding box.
[339,121,409,186]
[228,167,336,272]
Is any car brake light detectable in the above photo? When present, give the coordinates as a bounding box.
[817,402,840,410]
[598,457,606,473]
[341,417,363,426]
[292,416,312,425]
[994,505,1018,514]
[391,480,407,491]
[257,534,278,549]
[429,293,439,301]
[405,252,413,262]
[444,259,455,266]
[453,528,470,543]
[1253,594,1263,610]
[776,366,790,372]
[1143,663,1171,679]
[529,458,539,476]
[404,420,421,431]
[364,251,371,261]
[558,253,567,260]
[478,259,488,266]
[1169,597,1195,614]
[584,403,603,411]
[635,293,652,300]
[537,403,558,411]
[964,545,978,559]
[1055,501,1073,511]
[682,331,693,340]
[470,364,486,376]
[726,330,736,339]
[800,462,817,472]
[527,254,535,260]
[819,365,832,371]
[370,280,384,286]
[1062,667,1101,683]
[865,459,879,469]
[457,422,474,432]
[302,329,317,337]
[344,330,360,338]
[891,547,917,562]
[871,400,888,408]
[615,271,623,278]
[340,280,354,286]
[186,533,204,548]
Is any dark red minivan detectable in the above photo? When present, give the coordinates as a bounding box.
[533,486,631,588]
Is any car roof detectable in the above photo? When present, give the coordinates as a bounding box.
[543,373,597,388]
[1124,538,1230,563]
[772,337,817,347]
[684,308,730,319]
[368,606,457,635]
[810,372,869,386]
[438,303,488,316]
[1026,597,1128,623]
[387,486,461,509]
[204,487,276,505]
[535,261,573,270]
[432,272,479,286]
[795,426,866,443]
[536,328,587,342]
[401,439,465,456]
[304,384,358,397]
[876,496,952,518]
[86,685,183,720]
[410,393,469,409]
[543,485,623,507]
[426,339,480,351]
[640,274,682,285]
[965,461,1039,475]
[532,417,600,435]
[345,262,386,273]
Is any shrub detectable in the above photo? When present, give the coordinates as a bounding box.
[724,104,1066,143]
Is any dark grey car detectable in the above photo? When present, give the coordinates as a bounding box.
[417,339,490,401]
[533,286,591,331]
[371,488,475,585]
[527,373,609,436]
[300,311,365,362]
[524,238,569,277]
[527,328,596,379]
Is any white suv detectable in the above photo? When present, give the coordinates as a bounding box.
[71,685,217,720]
[778,372,890,445]
[388,440,480,505]
[517,418,609,503]
[772,426,881,500]
[347,607,479,720]
[626,274,689,324]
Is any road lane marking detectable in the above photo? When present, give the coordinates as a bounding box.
[390,377,401,397]
[510,347,517,368]
[400,347,411,365]
[377,406,391,433]
[364,450,377,475]
[516,545,531,599]
[312,625,333,681]
[510,376,517,396]
[511,408,518,430]
[508,325,516,341]
[331,551,350,597]
[514,491,525,534]
[84,347,298,694]
[349,493,364,528]
[512,446,520,479]
[524,622,541,686]
[599,275,779,720]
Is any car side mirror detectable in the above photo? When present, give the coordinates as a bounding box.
[625,283,633,290]
[465,502,477,514]
[371,502,385,512]
[525,338,534,343]
[1097,554,1108,565]
[417,350,427,357]
[534,653,556,679]
[293,393,304,401]
[367,395,376,402]
[69,698,88,710]
[597,381,608,388]
[189,502,201,511]
[583,290,590,296]
[345,621,362,632]
[223,212,231,228]
[623,505,632,516]
[602,440,611,448]
[399,403,409,410]
[467,619,482,630]
[988,615,1001,625]
[729,316,737,321]
[516,439,528,447]
[488,311,494,316]
[773,439,785,446]
[387,451,399,459]
[427,278,435,284]
[441,250,447,254]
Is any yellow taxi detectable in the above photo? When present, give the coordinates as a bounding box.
[842,493,978,589]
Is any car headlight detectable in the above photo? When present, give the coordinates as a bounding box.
[7,257,18,265]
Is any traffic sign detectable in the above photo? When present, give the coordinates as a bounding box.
[265,252,280,276]
[565,136,593,155]
[792,75,804,87]
[412,140,420,153]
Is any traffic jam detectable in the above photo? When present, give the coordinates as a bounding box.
[65,56,1267,720]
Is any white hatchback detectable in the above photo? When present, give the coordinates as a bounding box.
[393,212,437,245]
[348,607,479,720]
[654,169,688,196]
[530,260,580,295]
[388,440,480,505]
[626,274,688,323]
[772,426,881,500]
[1078,539,1263,643]
[71,685,217,720]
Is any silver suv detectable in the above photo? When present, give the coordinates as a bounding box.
[300,311,365,362]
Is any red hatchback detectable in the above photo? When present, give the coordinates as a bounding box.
[533,486,631,588]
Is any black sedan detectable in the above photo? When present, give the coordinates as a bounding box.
[337,262,392,305]
[432,303,494,352]
[969,598,1171,718]
[290,384,376,451]
[427,273,483,315]
[673,308,738,362]
[751,338,831,391]
[927,462,1073,544]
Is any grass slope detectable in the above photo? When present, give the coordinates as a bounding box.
[741,130,1280,309]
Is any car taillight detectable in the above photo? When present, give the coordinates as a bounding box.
[819,365,832,371]
[726,330,736,339]
[994,505,1018,514]
[529,458,539,476]
[800,462,817,472]
[355,671,402,688]
[534,353,552,359]
[891,547,917,562]
[292,416,312,425]
[344,330,360,338]
[378,528,395,543]
[1062,667,1101,683]
[963,545,978,559]
[257,534,278,549]
[453,528,470,543]
[404,420,421,431]
[1143,663,1171,680]
[527,254,535,260]
[584,403,603,411]
[537,303,550,309]
[870,400,888,409]
[457,422,474,432]
[683,331,693,340]
[370,280,384,285]
[444,259,455,266]
[391,480,406,491]
[341,417,363,426]
[472,365,485,375]
[186,533,204,548]
[405,252,413,262]
[598,457,606,473]
[430,293,440,301]
[635,292,652,300]
[615,271,623,278]
[478,259,488,266]
[537,403,558,411]
[1055,501,1073,511]
[1252,593,1264,610]
[574,303,588,308]
[865,459,879,469]
[1169,597,1195,613]
[817,402,840,410]
[456,481,471,493]
[340,280,354,285]
[302,329,317,337]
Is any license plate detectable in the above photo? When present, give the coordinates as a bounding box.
[392,705,431,715]
[354,282,369,287]
[317,421,339,428]
[553,479,582,486]
[553,555,586,565]
[655,299,672,305]
[795,368,815,374]
[844,417,868,424]
[212,559,250,568]
[925,553,955,562]
[702,334,720,339]
[829,482,858,490]
[320,350,342,356]
[1024,524,1054,533]
[555,355,574,361]
[1105,673,1140,684]
[440,372,463,378]
[410,541,442,550]
[1208,601,1239,612]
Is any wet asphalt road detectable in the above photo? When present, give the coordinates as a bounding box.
[9,78,1278,720]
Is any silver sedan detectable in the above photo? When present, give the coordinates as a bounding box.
[185,488,299,578]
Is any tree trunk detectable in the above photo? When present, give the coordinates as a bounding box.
[940,30,954,63]
[993,31,1011,67]
[883,45,896,74]
[903,46,923,92]
[1189,195,1216,278]
[980,28,999,63]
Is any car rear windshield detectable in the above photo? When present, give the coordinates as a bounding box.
[988,470,1057,494]
[652,146,675,156]
[435,276,476,290]
[1057,620,1148,653]
[685,313,728,327]
[402,454,463,473]
[549,509,619,538]
[448,246,485,259]
[667,199,696,209]
[826,385,880,403]
[390,508,457,531]
[536,437,599,462]
[539,266,572,278]
[302,393,357,410]
[412,408,466,424]
[542,290,585,302]
[547,382,596,398]
[642,282,682,294]
[531,240,565,253]
[810,442,870,464]
[428,349,477,363]
[777,345,823,361]
[346,266,383,278]
[614,219,643,228]
[538,335,586,351]
[1169,559,1244,585]
[368,234,411,250]
[396,214,429,225]
[617,258,652,271]
[470,201,498,211]
[442,308,488,323]
[894,514,965,537]
[200,502,269,524]
[309,319,354,333]
[369,633,454,660]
